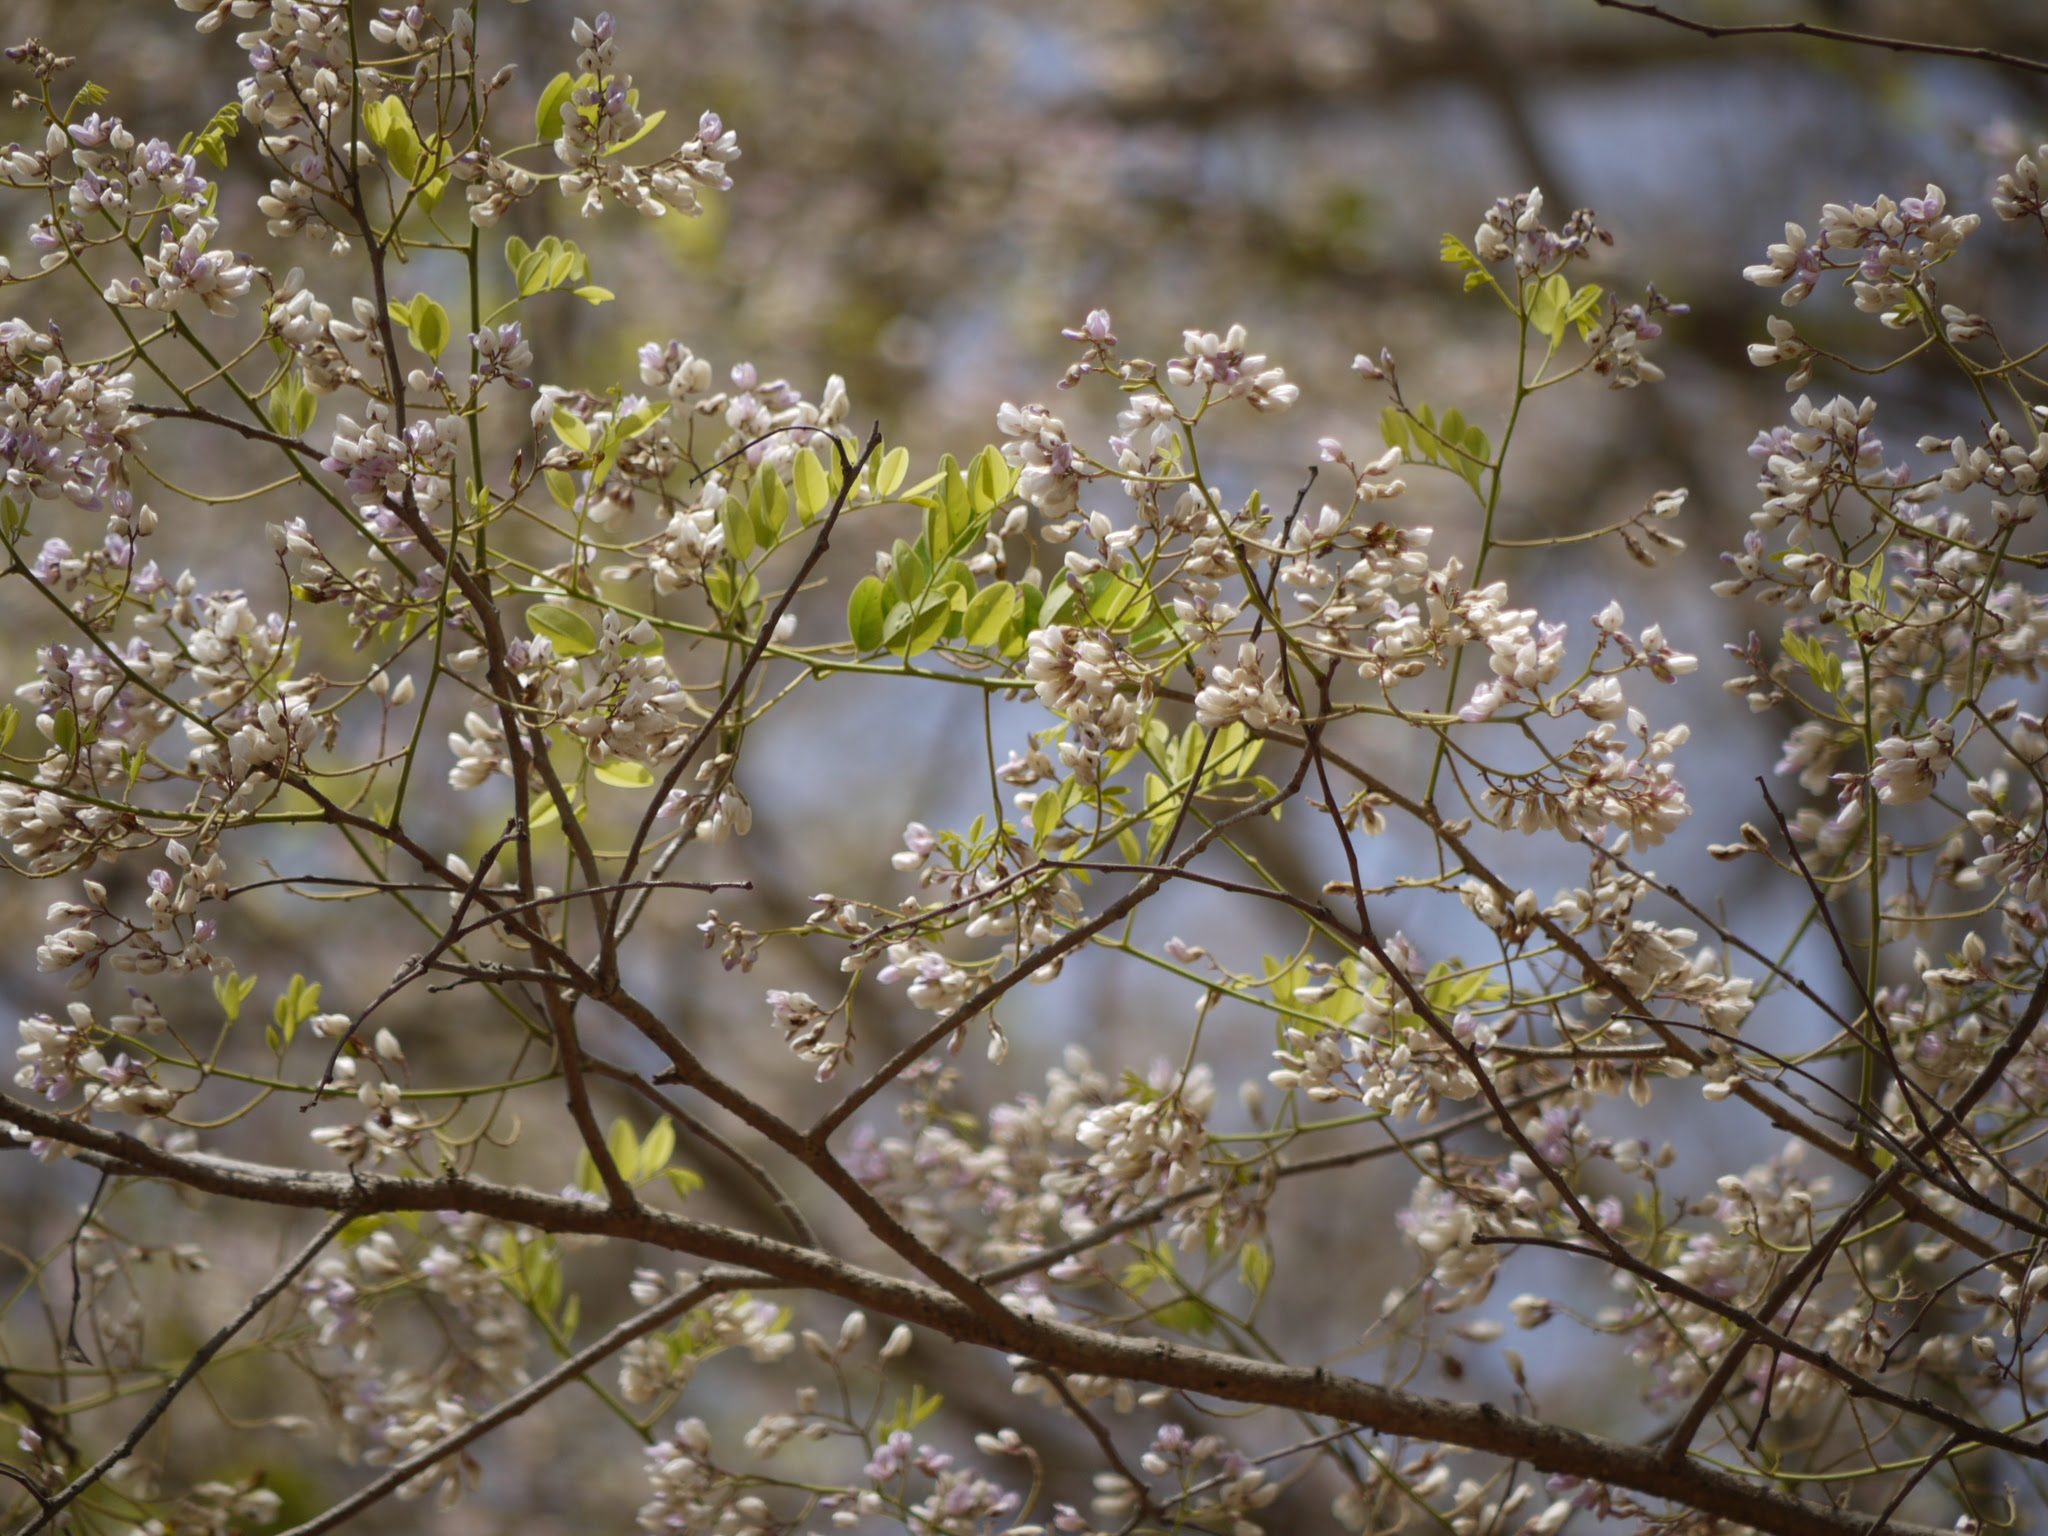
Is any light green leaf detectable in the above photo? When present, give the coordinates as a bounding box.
[601,107,666,157]
[720,494,756,560]
[1031,783,1065,845]
[594,759,654,788]
[266,371,315,438]
[930,455,985,559]
[1379,407,1414,461]
[551,407,592,454]
[1037,578,1073,629]
[527,603,598,658]
[1564,281,1604,341]
[1457,423,1491,492]
[213,969,259,1024]
[290,375,316,434]
[875,445,909,499]
[606,1115,640,1176]
[662,1166,705,1199]
[880,599,914,646]
[544,467,581,512]
[1439,232,1491,292]
[365,98,423,182]
[387,128,423,185]
[517,248,553,296]
[1144,772,1175,857]
[535,72,578,142]
[887,539,927,604]
[969,443,1012,515]
[962,582,1015,646]
[614,400,670,441]
[572,285,614,305]
[183,102,241,168]
[752,468,789,542]
[793,446,830,522]
[637,1117,676,1180]
[272,974,322,1045]
[703,566,761,617]
[847,576,887,652]
[1528,272,1571,344]
[415,296,449,357]
[1086,570,1142,629]
[1239,1241,1273,1300]
[925,453,964,558]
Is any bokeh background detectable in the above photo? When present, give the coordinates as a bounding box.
[4,1,2048,1530]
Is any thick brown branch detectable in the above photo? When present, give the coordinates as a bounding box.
[0,1100,1962,1536]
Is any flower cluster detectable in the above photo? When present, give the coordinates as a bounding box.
[554,15,740,219]
[1743,183,1980,317]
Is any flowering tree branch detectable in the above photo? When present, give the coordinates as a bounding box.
[3,8,2047,1535]
[0,1098,1964,1536]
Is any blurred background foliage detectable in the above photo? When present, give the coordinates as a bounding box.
[5,1,2048,1530]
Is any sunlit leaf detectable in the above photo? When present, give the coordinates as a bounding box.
[847,575,888,652]
[527,603,598,657]
[793,447,830,523]
[535,71,578,142]
[962,582,1015,646]
[875,445,910,499]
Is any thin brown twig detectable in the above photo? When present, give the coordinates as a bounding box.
[613,426,884,921]
[20,1211,352,1536]
[808,734,1310,1144]
[60,1171,106,1365]
[1020,1364,1162,1529]
[268,1270,763,1536]
[540,985,637,1210]
[973,1090,1557,1287]
[1299,734,2019,1272]
[1657,962,2048,1460]
[0,1467,49,1519]
[1476,1232,2047,1465]
[1754,781,1947,1160]
[1591,0,2048,77]
[584,1056,819,1249]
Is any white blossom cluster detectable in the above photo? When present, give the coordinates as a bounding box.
[554,15,740,219]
